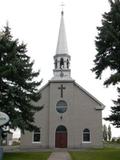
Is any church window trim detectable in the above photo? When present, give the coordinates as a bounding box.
[82,128,91,143]
[56,100,67,113]
[32,128,41,143]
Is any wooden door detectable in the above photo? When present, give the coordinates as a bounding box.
[55,132,67,148]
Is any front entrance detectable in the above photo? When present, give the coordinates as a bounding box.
[55,125,67,148]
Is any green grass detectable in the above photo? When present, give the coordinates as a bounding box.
[3,152,51,160]
[3,147,120,160]
[70,148,120,160]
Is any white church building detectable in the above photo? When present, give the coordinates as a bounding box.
[21,11,105,149]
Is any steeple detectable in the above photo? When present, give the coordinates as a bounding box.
[56,11,68,54]
[52,11,72,81]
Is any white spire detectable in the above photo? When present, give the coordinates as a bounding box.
[56,11,68,54]
[51,10,72,81]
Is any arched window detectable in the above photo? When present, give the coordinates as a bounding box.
[56,100,67,113]
[60,58,64,69]
[83,128,90,142]
[33,128,41,143]
[56,125,67,132]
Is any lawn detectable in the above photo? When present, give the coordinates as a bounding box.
[3,147,120,160]
[70,148,120,160]
[3,152,51,160]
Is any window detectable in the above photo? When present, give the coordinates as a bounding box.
[60,58,64,69]
[56,125,67,132]
[33,128,41,143]
[83,128,90,142]
[56,100,67,113]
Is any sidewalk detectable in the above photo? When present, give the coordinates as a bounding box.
[48,151,71,160]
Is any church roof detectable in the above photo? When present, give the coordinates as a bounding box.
[56,11,68,54]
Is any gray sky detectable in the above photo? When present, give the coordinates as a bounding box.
[0,0,120,137]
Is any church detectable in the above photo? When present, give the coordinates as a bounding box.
[21,11,105,149]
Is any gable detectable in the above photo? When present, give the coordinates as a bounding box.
[38,80,105,110]
[74,82,105,110]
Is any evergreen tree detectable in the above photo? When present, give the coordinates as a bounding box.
[92,0,120,127]
[92,0,120,86]
[106,88,120,127]
[103,124,108,141]
[0,25,42,133]
[108,124,112,141]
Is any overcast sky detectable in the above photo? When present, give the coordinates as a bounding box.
[0,0,120,137]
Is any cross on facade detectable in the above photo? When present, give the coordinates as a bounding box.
[58,84,66,98]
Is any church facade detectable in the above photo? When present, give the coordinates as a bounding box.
[21,11,105,149]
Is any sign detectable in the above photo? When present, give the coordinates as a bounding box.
[0,112,9,126]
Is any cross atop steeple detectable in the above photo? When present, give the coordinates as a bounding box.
[61,2,65,15]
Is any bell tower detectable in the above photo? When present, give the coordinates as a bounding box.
[52,11,72,80]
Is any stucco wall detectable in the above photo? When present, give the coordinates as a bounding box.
[48,81,103,148]
[21,84,50,148]
[72,83,103,148]
[21,81,103,149]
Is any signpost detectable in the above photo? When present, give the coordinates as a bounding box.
[0,112,9,160]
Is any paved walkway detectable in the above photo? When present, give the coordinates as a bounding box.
[48,151,72,160]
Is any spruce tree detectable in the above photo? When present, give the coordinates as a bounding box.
[92,0,120,127]
[105,88,120,127]
[92,0,120,86]
[0,25,42,133]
